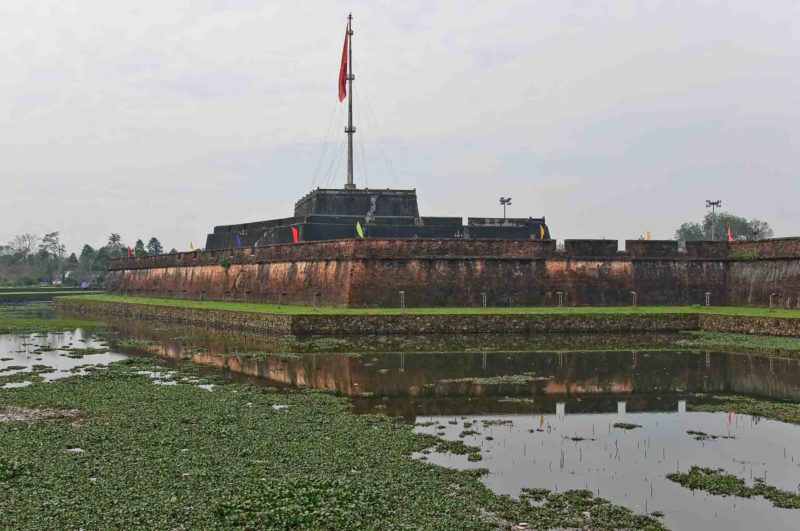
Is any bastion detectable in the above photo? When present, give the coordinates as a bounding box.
[105,236,800,309]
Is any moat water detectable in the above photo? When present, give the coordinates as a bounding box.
[3,302,800,530]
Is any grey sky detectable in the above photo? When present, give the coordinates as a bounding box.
[2,0,799,253]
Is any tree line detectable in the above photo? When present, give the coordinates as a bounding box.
[0,232,174,287]
[674,211,773,244]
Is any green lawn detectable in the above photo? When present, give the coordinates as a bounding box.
[0,290,102,298]
[60,293,800,318]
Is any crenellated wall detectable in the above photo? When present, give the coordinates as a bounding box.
[105,237,800,308]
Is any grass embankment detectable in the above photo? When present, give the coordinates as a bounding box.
[0,292,102,306]
[0,304,103,334]
[60,294,800,317]
[0,359,664,530]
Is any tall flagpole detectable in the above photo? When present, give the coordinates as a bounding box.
[345,13,356,190]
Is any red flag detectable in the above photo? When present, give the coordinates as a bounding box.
[291,226,299,244]
[727,226,734,242]
[127,246,131,258]
[338,28,348,102]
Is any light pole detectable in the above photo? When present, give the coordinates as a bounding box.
[705,200,722,240]
[499,197,512,220]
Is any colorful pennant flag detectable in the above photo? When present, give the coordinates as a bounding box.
[356,221,364,238]
[727,226,734,242]
[235,234,242,248]
[646,230,652,241]
[127,246,131,258]
[189,242,195,251]
[291,226,299,244]
[338,27,349,102]
[539,225,545,239]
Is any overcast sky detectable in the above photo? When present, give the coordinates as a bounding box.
[2,0,799,253]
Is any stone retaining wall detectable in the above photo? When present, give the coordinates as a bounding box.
[54,297,800,337]
[698,314,800,337]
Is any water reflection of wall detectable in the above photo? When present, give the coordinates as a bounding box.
[110,318,800,405]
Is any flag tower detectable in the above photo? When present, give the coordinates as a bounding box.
[341,14,356,189]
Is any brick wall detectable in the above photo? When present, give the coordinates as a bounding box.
[105,237,800,308]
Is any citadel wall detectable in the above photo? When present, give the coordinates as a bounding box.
[105,237,800,308]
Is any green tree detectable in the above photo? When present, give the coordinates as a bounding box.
[78,245,97,282]
[93,247,112,282]
[146,237,163,256]
[134,239,146,257]
[79,244,96,263]
[106,233,124,258]
[675,212,773,243]
[39,232,67,282]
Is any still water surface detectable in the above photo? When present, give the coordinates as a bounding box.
[2,312,800,530]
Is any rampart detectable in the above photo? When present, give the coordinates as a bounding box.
[105,237,800,308]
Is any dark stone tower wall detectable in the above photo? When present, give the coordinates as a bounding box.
[205,188,551,249]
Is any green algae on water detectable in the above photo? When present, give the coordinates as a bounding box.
[0,358,668,529]
[613,422,642,430]
[667,466,800,509]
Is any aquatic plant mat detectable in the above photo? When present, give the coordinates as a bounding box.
[0,359,665,530]
[666,466,800,509]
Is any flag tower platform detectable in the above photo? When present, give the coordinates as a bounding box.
[205,14,550,250]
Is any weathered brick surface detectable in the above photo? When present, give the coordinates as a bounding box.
[624,240,679,257]
[56,298,697,334]
[57,298,294,333]
[105,237,800,308]
[726,260,800,307]
[564,239,618,257]
[729,237,800,259]
[698,314,800,337]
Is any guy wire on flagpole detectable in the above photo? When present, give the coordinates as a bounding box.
[345,13,356,189]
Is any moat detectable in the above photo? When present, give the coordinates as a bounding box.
[3,302,800,530]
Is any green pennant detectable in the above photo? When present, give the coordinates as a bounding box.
[356,221,364,238]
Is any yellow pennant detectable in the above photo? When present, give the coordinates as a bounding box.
[646,230,652,241]
[189,242,195,251]
[539,225,545,239]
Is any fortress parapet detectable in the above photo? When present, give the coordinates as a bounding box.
[107,237,800,308]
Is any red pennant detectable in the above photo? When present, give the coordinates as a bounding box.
[338,28,348,102]
[291,226,299,244]
[727,410,733,424]
[727,226,734,242]
[127,246,131,258]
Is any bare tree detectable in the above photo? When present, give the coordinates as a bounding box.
[8,233,40,258]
